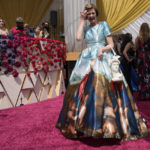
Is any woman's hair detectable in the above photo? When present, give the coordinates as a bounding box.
[120,33,133,52]
[41,21,50,32]
[139,22,150,42]
[0,18,6,27]
[84,3,98,16]
[33,25,41,32]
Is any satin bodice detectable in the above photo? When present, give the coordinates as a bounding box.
[84,21,111,48]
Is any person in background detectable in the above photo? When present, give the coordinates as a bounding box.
[24,23,34,37]
[112,34,125,56]
[120,33,135,93]
[135,22,150,100]
[0,18,9,35]
[9,17,30,37]
[40,21,50,38]
[56,3,148,141]
[33,25,41,38]
[116,34,125,56]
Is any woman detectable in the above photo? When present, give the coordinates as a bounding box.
[116,34,125,56]
[120,33,135,93]
[135,23,150,100]
[56,4,148,141]
[33,25,41,38]
[0,18,9,35]
[40,21,50,39]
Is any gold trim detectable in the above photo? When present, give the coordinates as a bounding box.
[27,89,33,104]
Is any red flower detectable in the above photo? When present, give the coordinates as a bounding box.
[34,69,37,74]
[7,66,13,72]
[16,51,21,56]
[1,35,7,38]
[27,72,30,76]
[14,61,21,68]
[12,70,19,77]
[7,40,13,48]
[40,57,44,61]
[46,66,49,70]
[35,47,39,51]
[49,61,54,66]
[2,54,8,59]
[54,65,58,69]
[29,57,33,61]
[24,62,28,67]
[32,63,36,68]
[2,62,9,68]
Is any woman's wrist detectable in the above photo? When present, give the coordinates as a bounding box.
[102,44,113,52]
[80,19,85,23]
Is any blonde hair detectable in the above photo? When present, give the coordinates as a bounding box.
[84,3,98,16]
[139,23,150,42]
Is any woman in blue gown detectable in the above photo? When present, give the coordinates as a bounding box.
[56,3,148,141]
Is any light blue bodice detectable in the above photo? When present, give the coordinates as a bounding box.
[70,21,114,84]
[84,21,111,48]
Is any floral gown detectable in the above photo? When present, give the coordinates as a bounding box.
[56,22,148,141]
[136,37,150,100]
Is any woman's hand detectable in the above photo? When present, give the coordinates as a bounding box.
[80,10,87,20]
[128,58,133,63]
[97,48,103,60]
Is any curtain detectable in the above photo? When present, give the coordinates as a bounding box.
[0,0,53,29]
[97,0,150,33]
[121,8,150,43]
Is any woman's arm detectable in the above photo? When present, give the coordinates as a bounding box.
[97,36,114,59]
[123,42,132,62]
[76,10,87,41]
[134,36,139,51]
[105,36,114,51]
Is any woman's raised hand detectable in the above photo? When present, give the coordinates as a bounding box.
[80,10,87,20]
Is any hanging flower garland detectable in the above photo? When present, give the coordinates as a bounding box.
[0,35,66,77]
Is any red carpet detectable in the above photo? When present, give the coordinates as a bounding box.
[0,94,150,150]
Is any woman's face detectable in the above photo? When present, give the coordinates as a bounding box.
[35,27,41,34]
[0,19,5,28]
[44,22,49,28]
[87,8,97,25]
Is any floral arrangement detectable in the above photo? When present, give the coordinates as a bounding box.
[0,35,66,77]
